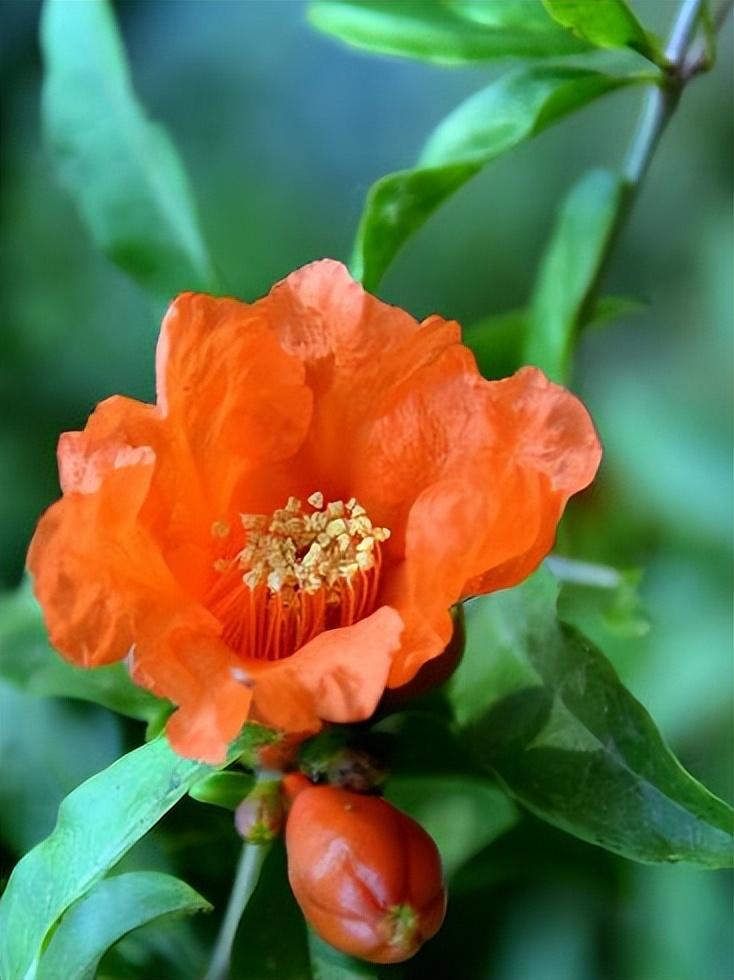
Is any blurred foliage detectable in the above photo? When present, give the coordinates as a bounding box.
[0,0,732,978]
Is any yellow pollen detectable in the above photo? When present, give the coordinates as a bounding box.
[207,493,390,661]
[228,493,389,606]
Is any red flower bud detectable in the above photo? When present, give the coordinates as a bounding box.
[285,785,446,963]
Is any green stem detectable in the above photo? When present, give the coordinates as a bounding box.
[623,0,703,184]
[204,842,271,980]
[579,0,716,327]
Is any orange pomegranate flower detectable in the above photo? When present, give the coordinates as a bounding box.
[27,260,601,763]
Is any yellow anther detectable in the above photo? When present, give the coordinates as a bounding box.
[233,492,389,603]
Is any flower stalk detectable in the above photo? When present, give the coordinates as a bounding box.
[204,841,271,980]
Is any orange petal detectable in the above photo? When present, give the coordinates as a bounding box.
[248,605,404,732]
[460,366,602,597]
[156,292,313,516]
[371,364,601,687]
[257,260,460,499]
[28,403,181,667]
[349,344,494,549]
[133,627,252,764]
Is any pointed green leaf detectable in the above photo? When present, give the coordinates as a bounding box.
[36,872,211,980]
[309,0,589,65]
[0,735,223,980]
[542,0,665,65]
[585,293,647,327]
[189,771,255,810]
[524,168,625,381]
[0,580,165,722]
[41,0,215,300]
[462,292,642,380]
[450,570,734,867]
[352,67,640,291]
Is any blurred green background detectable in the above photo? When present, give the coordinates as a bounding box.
[0,1,731,978]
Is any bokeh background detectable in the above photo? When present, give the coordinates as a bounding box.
[0,2,732,979]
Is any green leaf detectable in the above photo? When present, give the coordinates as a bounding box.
[36,872,211,980]
[542,0,665,65]
[189,771,255,810]
[352,67,639,291]
[385,774,518,878]
[463,293,643,380]
[523,168,625,381]
[586,293,647,327]
[0,681,122,855]
[308,929,393,980]
[308,0,590,65]
[463,307,528,379]
[0,580,165,722]
[0,735,220,980]
[549,557,650,640]
[41,0,215,300]
[449,569,734,867]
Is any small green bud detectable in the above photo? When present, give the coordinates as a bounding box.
[234,779,283,843]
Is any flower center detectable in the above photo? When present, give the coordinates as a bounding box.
[207,493,390,661]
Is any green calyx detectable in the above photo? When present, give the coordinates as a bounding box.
[385,903,420,954]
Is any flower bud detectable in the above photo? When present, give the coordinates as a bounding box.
[234,779,283,843]
[285,785,446,963]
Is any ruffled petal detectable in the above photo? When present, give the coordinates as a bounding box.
[368,364,601,687]
[460,366,602,597]
[248,605,404,732]
[132,626,252,764]
[156,292,313,517]
[28,401,181,666]
[257,260,460,498]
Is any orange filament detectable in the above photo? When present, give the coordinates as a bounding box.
[207,494,389,661]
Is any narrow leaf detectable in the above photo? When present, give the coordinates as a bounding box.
[309,0,589,65]
[0,580,165,722]
[542,0,665,64]
[36,872,211,980]
[189,771,255,810]
[524,168,624,381]
[585,293,647,327]
[450,570,734,867]
[462,292,642,380]
[352,67,639,291]
[41,0,215,300]
[0,736,219,980]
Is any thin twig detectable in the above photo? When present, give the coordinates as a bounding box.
[578,0,723,330]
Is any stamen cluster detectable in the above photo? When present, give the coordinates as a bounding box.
[235,493,390,604]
